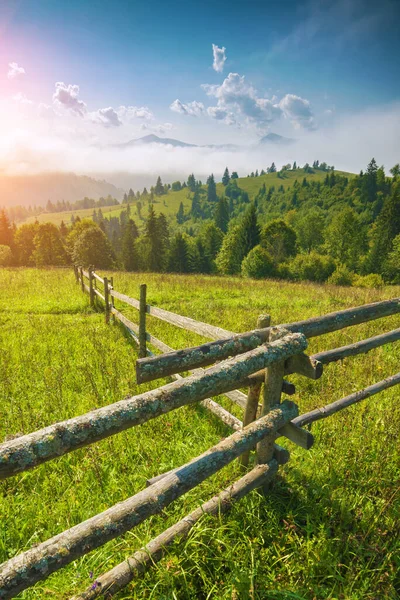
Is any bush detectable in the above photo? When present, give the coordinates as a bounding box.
[289,252,335,282]
[353,273,384,288]
[0,245,12,266]
[327,265,355,286]
[241,246,275,279]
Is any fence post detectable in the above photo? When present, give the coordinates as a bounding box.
[88,266,95,308]
[110,276,114,323]
[104,277,110,324]
[139,284,147,358]
[256,326,286,486]
[79,267,84,293]
[240,314,271,468]
[73,265,79,283]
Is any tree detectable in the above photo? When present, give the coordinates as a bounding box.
[72,225,114,269]
[325,208,367,270]
[267,162,276,174]
[14,222,39,265]
[121,219,138,271]
[176,202,185,224]
[294,208,325,253]
[171,181,182,191]
[222,167,230,186]
[261,220,296,263]
[390,164,400,179]
[187,174,196,192]
[199,222,224,261]
[33,223,68,266]
[214,197,230,233]
[216,226,246,275]
[145,206,164,271]
[0,210,14,247]
[241,246,275,279]
[231,171,239,179]
[292,161,297,170]
[240,204,260,255]
[168,233,189,272]
[363,157,378,204]
[0,245,12,266]
[154,176,165,196]
[207,174,217,202]
[191,191,202,219]
[366,183,400,275]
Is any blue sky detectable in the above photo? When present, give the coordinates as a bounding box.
[1,0,399,176]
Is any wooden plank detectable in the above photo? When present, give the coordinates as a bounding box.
[313,328,400,365]
[83,283,90,294]
[71,463,278,600]
[110,289,140,310]
[93,288,105,302]
[111,307,139,335]
[92,271,103,284]
[277,422,314,449]
[0,405,298,598]
[81,269,89,279]
[146,304,235,340]
[136,297,400,381]
[146,332,173,354]
[293,372,400,428]
[284,353,323,380]
[0,334,307,480]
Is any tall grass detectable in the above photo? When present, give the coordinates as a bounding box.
[1,268,399,599]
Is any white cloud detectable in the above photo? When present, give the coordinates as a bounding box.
[202,72,314,131]
[53,82,87,116]
[12,93,33,106]
[279,94,315,130]
[89,107,122,128]
[212,44,227,73]
[117,105,154,121]
[170,99,205,117]
[8,62,25,79]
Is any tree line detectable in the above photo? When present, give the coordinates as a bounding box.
[1,159,399,286]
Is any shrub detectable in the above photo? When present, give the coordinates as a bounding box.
[327,265,355,286]
[353,273,384,288]
[0,245,12,266]
[241,245,275,279]
[289,252,335,282]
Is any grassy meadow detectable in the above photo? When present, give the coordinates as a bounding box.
[1,268,399,599]
[22,168,352,228]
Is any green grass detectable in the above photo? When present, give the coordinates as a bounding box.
[22,168,353,228]
[1,268,399,599]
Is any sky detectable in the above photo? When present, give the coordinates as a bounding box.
[0,0,399,180]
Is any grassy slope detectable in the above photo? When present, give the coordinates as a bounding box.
[24,168,352,227]
[1,269,399,599]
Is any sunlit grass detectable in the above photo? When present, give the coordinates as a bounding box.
[1,268,399,599]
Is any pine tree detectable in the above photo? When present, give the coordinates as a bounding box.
[191,191,202,218]
[366,183,400,275]
[207,174,217,202]
[154,176,165,196]
[121,219,138,271]
[145,206,163,271]
[267,162,276,174]
[231,171,239,179]
[168,233,189,272]
[176,202,185,224]
[240,203,260,255]
[187,174,196,192]
[0,210,14,247]
[222,167,230,186]
[214,197,230,233]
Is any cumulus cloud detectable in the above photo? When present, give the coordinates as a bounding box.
[212,44,227,73]
[279,94,315,130]
[53,82,87,116]
[201,72,315,131]
[89,107,122,127]
[12,92,33,106]
[170,99,205,117]
[117,105,154,121]
[7,62,25,79]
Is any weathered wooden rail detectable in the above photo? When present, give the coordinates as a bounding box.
[0,268,398,599]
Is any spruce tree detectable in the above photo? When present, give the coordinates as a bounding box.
[121,219,138,271]
[222,167,230,186]
[207,174,217,202]
[176,202,185,224]
[240,203,260,255]
[168,233,189,272]
[214,197,229,233]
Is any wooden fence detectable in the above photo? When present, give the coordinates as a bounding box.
[0,267,399,599]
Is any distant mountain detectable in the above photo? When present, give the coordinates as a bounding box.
[258,133,295,146]
[0,173,124,208]
[115,134,240,151]
[116,134,197,149]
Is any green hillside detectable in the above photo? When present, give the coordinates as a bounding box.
[23,168,354,228]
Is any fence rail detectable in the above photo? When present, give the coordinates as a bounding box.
[1,266,398,600]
